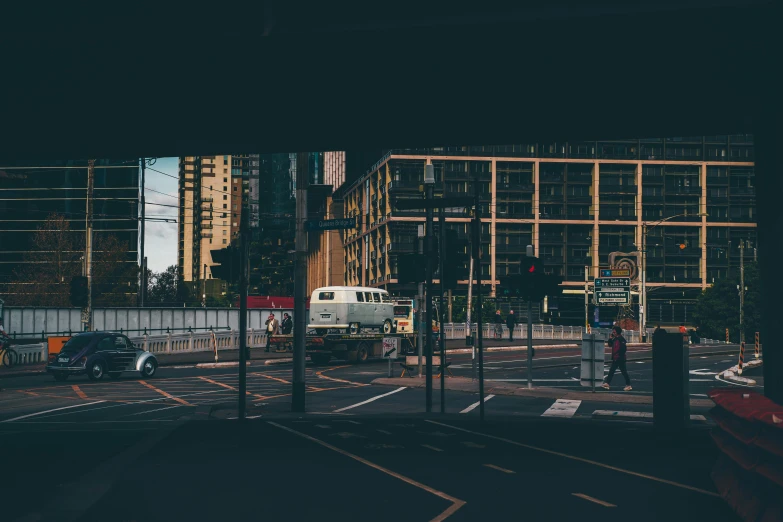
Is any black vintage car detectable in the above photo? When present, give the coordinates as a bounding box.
[46,332,158,382]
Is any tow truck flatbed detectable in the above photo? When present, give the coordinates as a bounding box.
[268,331,418,365]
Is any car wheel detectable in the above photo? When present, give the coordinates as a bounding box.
[108,372,122,379]
[355,342,369,364]
[382,319,393,334]
[53,373,69,382]
[140,358,157,378]
[348,323,360,335]
[88,360,105,381]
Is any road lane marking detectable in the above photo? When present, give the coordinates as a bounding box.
[461,441,485,448]
[484,464,515,474]
[127,404,183,416]
[592,410,707,421]
[268,421,465,522]
[72,385,88,399]
[1,401,107,423]
[333,387,407,412]
[425,420,721,498]
[460,394,495,413]
[251,372,292,385]
[139,380,194,406]
[315,365,369,387]
[422,444,444,452]
[572,493,616,507]
[541,399,582,418]
[377,429,392,435]
[197,376,266,400]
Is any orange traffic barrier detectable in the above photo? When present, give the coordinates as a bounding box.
[47,336,71,356]
[755,332,760,359]
[737,342,745,375]
[726,328,730,343]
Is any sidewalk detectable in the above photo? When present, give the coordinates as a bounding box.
[371,376,716,408]
[0,347,294,379]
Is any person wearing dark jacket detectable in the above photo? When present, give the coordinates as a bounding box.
[281,313,293,335]
[494,310,503,339]
[602,325,632,391]
[506,311,516,342]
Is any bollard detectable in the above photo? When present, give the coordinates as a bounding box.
[755,332,760,359]
[726,328,730,343]
[144,327,148,336]
[738,341,745,375]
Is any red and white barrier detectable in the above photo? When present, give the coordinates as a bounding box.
[708,389,783,522]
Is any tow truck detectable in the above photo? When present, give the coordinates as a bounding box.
[268,330,419,365]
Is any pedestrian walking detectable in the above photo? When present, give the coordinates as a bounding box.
[494,310,503,339]
[506,311,516,342]
[265,313,280,352]
[281,313,293,335]
[602,325,632,391]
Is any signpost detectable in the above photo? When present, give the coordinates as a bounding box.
[596,291,630,304]
[600,269,630,277]
[594,277,630,288]
[306,218,356,231]
[382,337,399,377]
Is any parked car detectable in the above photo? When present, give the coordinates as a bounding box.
[46,332,158,382]
[308,286,395,335]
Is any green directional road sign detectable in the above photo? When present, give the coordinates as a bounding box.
[306,218,356,231]
[596,290,630,304]
[594,277,630,288]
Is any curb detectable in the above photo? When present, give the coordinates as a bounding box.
[717,358,762,385]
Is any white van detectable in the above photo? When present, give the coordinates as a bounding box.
[308,286,395,335]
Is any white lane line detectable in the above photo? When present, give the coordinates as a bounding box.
[246,414,263,419]
[592,410,707,421]
[332,387,406,412]
[460,394,495,413]
[421,444,444,452]
[462,441,486,449]
[426,420,721,498]
[377,429,392,435]
[483,464,515,474]
[572,493,616,507]
[541,399,582,418]
[1,401,107,423]
[126,405,183,417]
[269,422,465,521]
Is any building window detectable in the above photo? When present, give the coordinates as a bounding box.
[233,204,237,210]
[223,230,227,235]
[223,186,227,191]
[223,239,227,244]
[222,213,227,218]
[234,179,238,183]
[223,204,228,209]
[223,221,227,226]
[234,186,237,192]
[223,177,227,183]
[223,156,228,165]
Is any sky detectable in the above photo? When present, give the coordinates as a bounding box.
[144,157,179,272]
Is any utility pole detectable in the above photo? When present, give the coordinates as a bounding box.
[740,240,745,344]
[417,226,424,378]
[641,222,647,342]
[439,205,446,413]
[139,158,146,307]
[526,244,534,390]
[83,159,95,332]
[424,164,435,413]
[584,264,589,333]
[238,203,249,420]
[292,152,308,412]
[474,169,485,421]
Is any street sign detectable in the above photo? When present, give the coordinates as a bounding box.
[306,218,356,231]
[600,269,630,277]
[382,337,399,359]
[393,196,475,210]
[594,277,630,288]
[596,291,630,304]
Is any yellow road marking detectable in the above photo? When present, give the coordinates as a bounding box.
[72,385,88,400]
[139,380,193,406]
[251,372,292,385]
[198,376,266,400]
[269,422,465,521]
[426,420,721,498]
[315,365,369,387]
[483,464,515,474]
[422,444,444,452]
[572,493,616,507]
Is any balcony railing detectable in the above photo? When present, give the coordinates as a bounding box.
[497,183,535,192]
[600,185,638,194]
[567,173,593,183]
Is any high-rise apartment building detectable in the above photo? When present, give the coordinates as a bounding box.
[339,137,757,325]
[178,154,255,286]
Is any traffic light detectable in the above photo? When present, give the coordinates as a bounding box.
[210,245,241,283]
[69,276,88,307]
[397,253,427,284]
[441,229,469,290]
[497,256,562,302]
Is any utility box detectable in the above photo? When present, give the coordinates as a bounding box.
[652,330,690,432]
[581,329,610,388]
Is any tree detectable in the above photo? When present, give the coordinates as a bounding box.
[147,265,179,305]
[3,214,139,307]
[693,262,761,342]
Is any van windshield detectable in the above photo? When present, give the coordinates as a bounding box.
[381,294,391,303]
[319,292,335,300]
[394,306,411,317]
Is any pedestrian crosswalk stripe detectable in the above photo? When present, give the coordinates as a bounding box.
[541,399,582,418]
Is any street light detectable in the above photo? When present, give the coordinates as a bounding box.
[640,212,707,341]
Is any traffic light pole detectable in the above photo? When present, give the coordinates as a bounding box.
[424,166,434,413]
[292,153,308,413]
[439,205,446,413]
[238,210,249,420]
[83,159,94,332]
[527,299,533,389]
[474,171,485,421]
